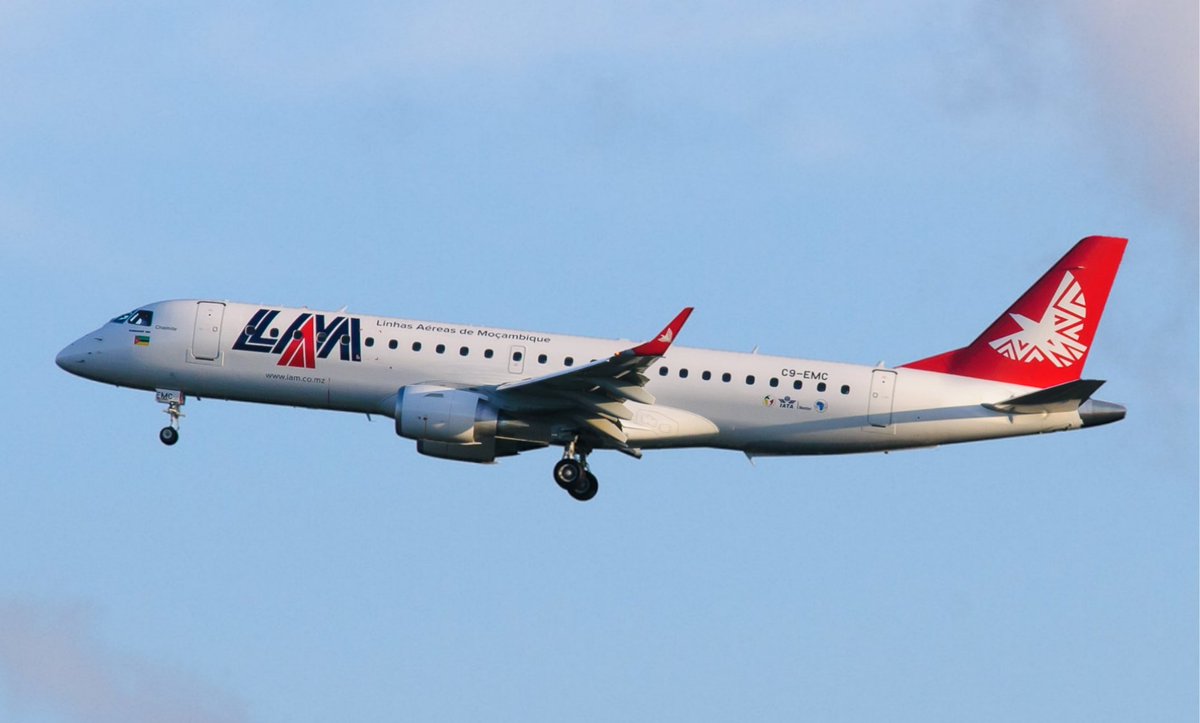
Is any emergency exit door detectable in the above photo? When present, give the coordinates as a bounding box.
[508,345,526,374]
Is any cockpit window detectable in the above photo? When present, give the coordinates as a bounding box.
[110,309,153,326]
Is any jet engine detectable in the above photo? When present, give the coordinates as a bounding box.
[396,385,497,443]
[396,383,559,463]
[394,384,501,462]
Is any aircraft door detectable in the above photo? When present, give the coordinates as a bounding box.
[191,302,226,361]
[867,369,897,428]
[508,345,526,374]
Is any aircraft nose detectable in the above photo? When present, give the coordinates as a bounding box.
[56,336,99,374]
[56,341,81,371]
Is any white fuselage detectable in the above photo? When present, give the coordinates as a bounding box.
[57,299,1089,456]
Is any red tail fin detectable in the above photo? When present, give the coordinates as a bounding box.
[901,236,1127,388]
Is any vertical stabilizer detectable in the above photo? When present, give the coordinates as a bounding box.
[901,236,1127,388]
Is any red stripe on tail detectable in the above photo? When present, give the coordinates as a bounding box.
[901,236,1127,388]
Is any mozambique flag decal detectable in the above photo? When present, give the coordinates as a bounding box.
[134,335,150,347]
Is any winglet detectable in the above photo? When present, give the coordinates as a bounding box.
[631,307,693,356]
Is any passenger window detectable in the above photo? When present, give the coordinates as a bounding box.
[722,372,731,383]
[841,385,850,394]
[411,341,421,351]
[793,380,802,390]
[538,353,548,364]
[702,371,712,381]
[564,356,574,367]
[436,344,446,354]
[460,346,469,356]
[659,366,669,376]
[679,369,689,379]
[746,375,756,385]
[817,382,827,392]
[769,378,779,387]
[365,337,375,348]
[389,340,399,350]
[484,349,494,359]
[513,351,523,362]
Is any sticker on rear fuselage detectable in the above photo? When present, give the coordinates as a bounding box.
[762,395,813,412]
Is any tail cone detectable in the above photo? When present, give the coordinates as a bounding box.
[1078,399,1126,427]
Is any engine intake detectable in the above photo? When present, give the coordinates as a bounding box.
[394,385,553,463]
[396,385,498,444]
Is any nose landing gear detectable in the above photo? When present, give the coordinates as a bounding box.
[553,439,599,501]
[156,389,185,446]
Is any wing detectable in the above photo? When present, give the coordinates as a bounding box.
[480,308,693,447]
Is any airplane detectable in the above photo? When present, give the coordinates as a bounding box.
[57,235,1128,501]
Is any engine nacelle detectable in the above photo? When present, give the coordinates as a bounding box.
[395,385,498,444]
[394,385,555,463]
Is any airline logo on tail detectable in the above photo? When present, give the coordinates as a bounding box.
[988,271,1087,368]
[900,235,1124,388]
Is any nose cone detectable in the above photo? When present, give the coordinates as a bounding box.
[56,334,103,378]
[1079,398,1126,427]
[56,339,83,372]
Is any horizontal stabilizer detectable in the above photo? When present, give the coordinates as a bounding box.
[984,379,1105,414]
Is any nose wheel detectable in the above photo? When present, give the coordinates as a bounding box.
[553,440,599,501]
[156,389,185,446]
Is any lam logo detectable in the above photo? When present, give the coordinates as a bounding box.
[233,309,362,369]
[989,271,1087,368]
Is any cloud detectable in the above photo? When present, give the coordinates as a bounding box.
[193,2,869,93]
[1059,0,1199,239]
[0,601,247,723]
[935,0,1198,239]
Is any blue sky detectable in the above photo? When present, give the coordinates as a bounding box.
[1,2,1196,721]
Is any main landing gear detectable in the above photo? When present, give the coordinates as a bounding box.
[156,389,185,446]
[553,438,598,501]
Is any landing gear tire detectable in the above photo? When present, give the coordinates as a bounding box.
[157,391,186,447]
[553,459,582,489]
[568,471,599,502]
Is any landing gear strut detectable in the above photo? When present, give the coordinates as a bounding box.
[156,389,185,446]
[553,438,598,501]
